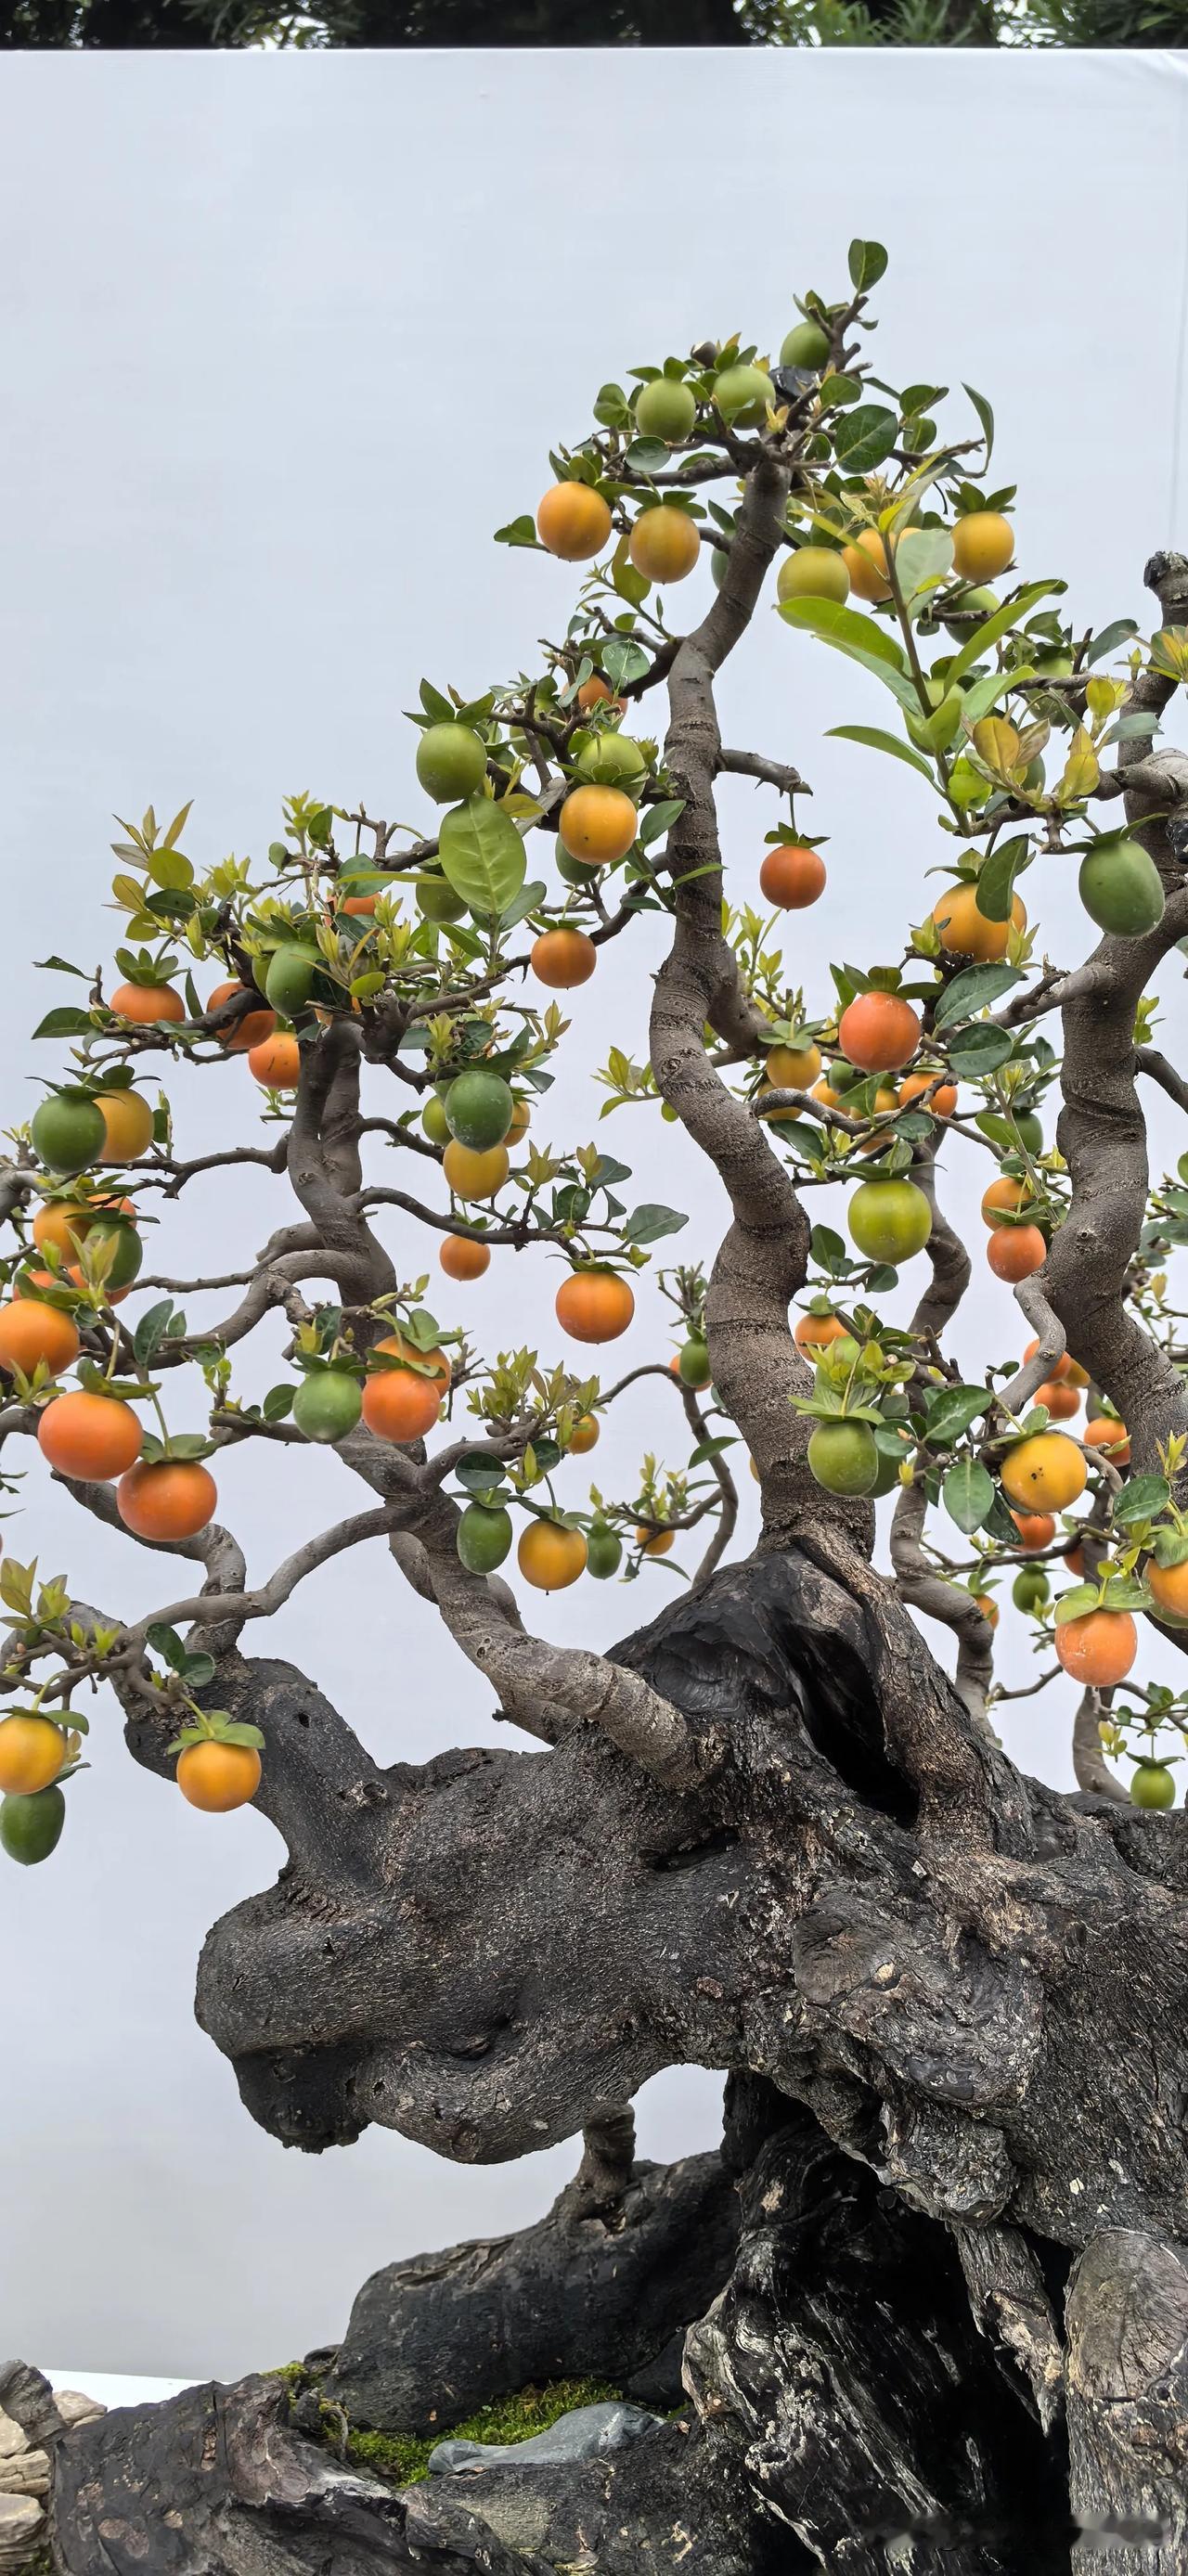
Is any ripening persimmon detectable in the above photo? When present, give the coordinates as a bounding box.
[96,1090,156,1162]
[1054,1608,1137,1688]
[628,507,701,584]
[1037,1379,1080,1420]
[208,980,277,1052]
[37,1389,142,1480]
[794,1310,847,1352]
[1012,1512,1056,1552]
[987,1225,1047,1282]
[759,844,826,909]
[555,1269,635,1344]
[1085,1417,1130,1465]
[837,991,921,1075]
[0,1298,80,1378]
[439,1234,491,1282]
[1023,1338,1088,1386]
[248,1032,301,1088]
[952,511,1014,584]
[110,982,184,1024]
[176,1741,262,1812]
[117,1460,217,1542]
[536,483,613,561]
[1001,1433,1087,1513]
[442,1141,510,1201]
[518,1520,588,1591]
[840,525,920,603]
[373,1332,451,1396]
[531,928,598,991]
[932,883,1027,963]
[1145,1556,1188,1618]
[568,1413,600,1455]
[0,1714,68,1796]
[637,1526,675,1558]
[981,1178,1034,1230]
[32,1201,89,1257]
[558,786,639,867]
[360,1365,442,1444]
[576,676,625,715]
[897,1074,958,1117]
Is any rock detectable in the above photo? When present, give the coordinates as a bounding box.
[0,2365,59,2452]
[54,2390,106,2428]
[427,2399,662,2477]
[0,2421,22,2467]
[0,2492,44,2570]
[328,2147,737,2432]
[0,2444,48,2497]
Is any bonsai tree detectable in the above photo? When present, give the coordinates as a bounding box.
[4,242,1188,2572]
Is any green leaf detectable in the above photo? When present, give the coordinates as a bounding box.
[778,597,918,712]
[148,847,194,892]
[181,1652,217,1688]
[456,1453,510,1494]
[962,382,994,468]
[438,797,526,918]
[263,1385,294,1421]
[815,374,862,411]
[1052,1584,1100,1626]
[687,1435,738,1466]
[146,1622,187,1671]
[847,238,888,291]
[925,1385,990,1446]
[600,638,651,690]
[32,1007,97,1039]
[809,1224,848,1276]
[833,404,899,474]
[34,956,89,979]
[934,961,1020,1029]
[1085,618,1139,667]
[1099,1576,1153,1614]
[133,1301,177,1368]
[945,1023,1016,1077]
[639,799,684,847]
[494,516,541,549]
[943,1457,995,1535]
[975,836,1032,924]
[624,436,671,477]
[1112,1475,1169,1526]
[894,527,954,603]
[826,724,936,781]
[944,582,1064,688]
[623,1203,688,1246]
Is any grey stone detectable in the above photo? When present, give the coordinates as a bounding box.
[0,2491,44,2570]
[427,2400,662,2478]
[54,2389,106,2428]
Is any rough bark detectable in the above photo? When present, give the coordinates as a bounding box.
[325,2141,740,2429]
[48,2093,1185,2572]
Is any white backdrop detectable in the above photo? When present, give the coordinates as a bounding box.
[1,46,1186,2381]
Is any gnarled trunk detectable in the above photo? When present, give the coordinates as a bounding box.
[35,1538,1188,2573]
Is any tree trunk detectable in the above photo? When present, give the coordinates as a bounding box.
[38,1537,1186,2570]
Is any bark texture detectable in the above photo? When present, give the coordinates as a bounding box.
[326,2143,739,2430]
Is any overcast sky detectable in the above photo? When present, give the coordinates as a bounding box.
[1,47,1186,2383]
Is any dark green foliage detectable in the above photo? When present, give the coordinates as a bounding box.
[6,0,1185,43]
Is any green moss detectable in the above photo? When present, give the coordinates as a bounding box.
[265,2358,624,2490]
[265,2361,311,2395]
[340,2376,623,2488]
